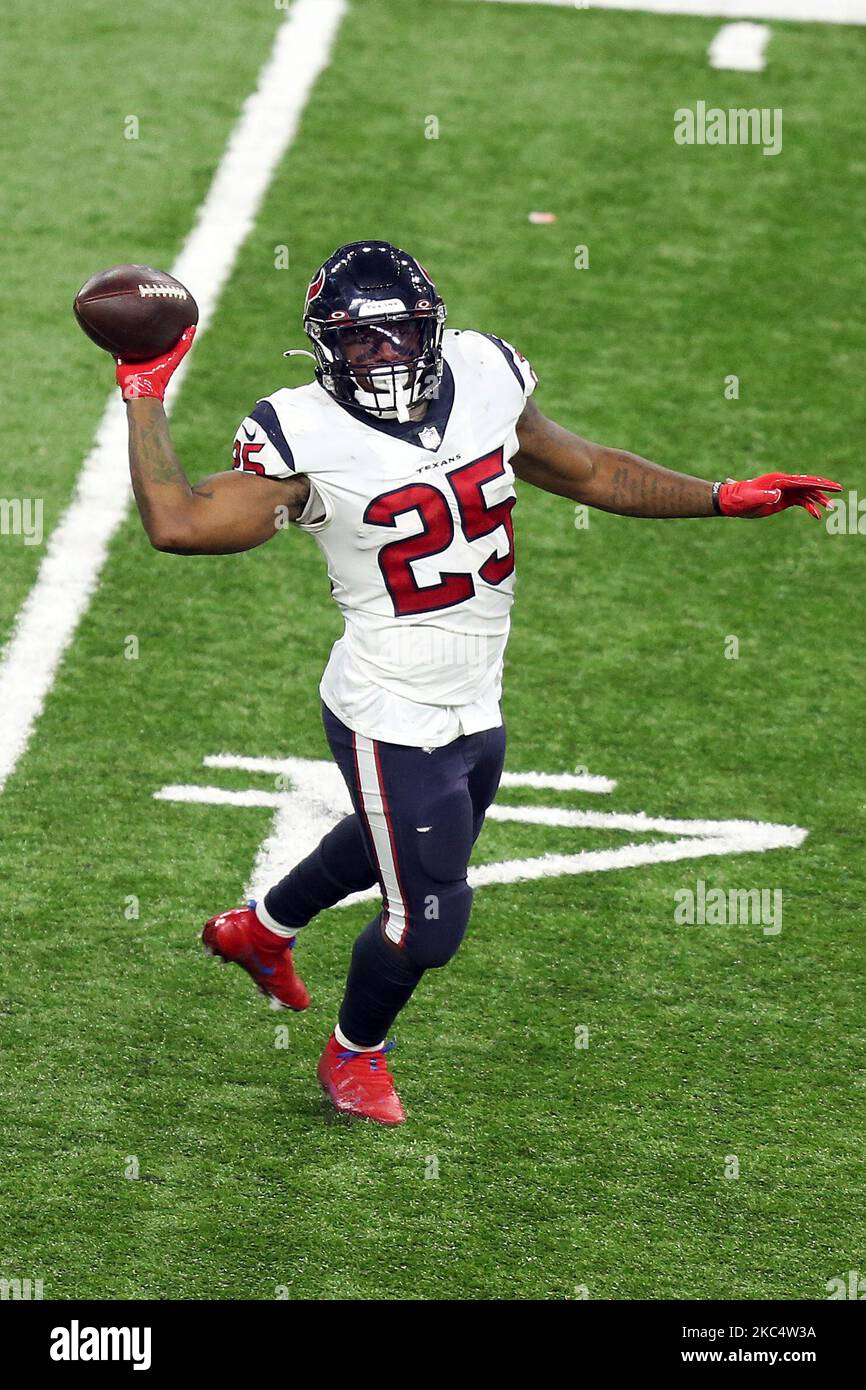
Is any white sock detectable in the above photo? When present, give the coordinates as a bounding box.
[334,1023,385,1053]
[254,898,296,942]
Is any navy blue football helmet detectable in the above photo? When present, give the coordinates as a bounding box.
[298,241,447,421]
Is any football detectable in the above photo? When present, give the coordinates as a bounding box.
[73,263,198,361]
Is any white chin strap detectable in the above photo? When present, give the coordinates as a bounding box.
[352,365,415,422]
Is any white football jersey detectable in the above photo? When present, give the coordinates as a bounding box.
[232,329,537,746]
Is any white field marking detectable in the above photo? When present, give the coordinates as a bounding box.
[161,757,358,901]
[486,802,800,837]
[709,20,771,68]
[0,0,347,798]
[205,753,318,774]
[204,753,617,796]
[499,769,615,793]
[154,754,808,907]
[466,825,806,890]
[475,0,866,23]
[155,786,285,809]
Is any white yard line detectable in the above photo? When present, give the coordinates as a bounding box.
[477,0,866,23]
[0,0,347,797]
[709,19,772,67]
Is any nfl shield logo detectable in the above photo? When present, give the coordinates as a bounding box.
[419,425,441,451]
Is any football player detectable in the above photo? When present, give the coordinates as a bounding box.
[117,241,840,1124]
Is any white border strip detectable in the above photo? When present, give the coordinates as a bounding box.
[0,0,347,796]
[476,0,866,23]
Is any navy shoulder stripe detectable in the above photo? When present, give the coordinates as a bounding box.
[250,400,296,471]
[480,333,525,394]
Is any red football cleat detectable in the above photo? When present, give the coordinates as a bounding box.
[202,903,309,1011]
[317,1034,405,1125]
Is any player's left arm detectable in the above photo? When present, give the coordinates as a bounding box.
[512,398,841,519]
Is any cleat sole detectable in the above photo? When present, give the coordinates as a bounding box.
[317,1081,405,1126]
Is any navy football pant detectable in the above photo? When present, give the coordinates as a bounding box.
[263,703,506,1045]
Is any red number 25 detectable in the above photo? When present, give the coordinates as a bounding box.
[364,447,515,617]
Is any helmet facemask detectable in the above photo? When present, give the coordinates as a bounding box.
[308,307,446,422]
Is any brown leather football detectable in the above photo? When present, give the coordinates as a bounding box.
[73,264,199,361]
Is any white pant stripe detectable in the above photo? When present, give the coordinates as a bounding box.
[353,734,408,945]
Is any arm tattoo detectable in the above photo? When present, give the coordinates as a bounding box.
[129,407,191,488]
[604,452,713,517]
[126,401,195,540]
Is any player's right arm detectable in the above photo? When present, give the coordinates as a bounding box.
[118,328,309,555]
[126,398,309,554]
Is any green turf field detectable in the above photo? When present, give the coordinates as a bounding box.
[1,0,864,1300]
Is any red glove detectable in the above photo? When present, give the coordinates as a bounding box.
[717,472,842,520]
[116,325,196,402]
